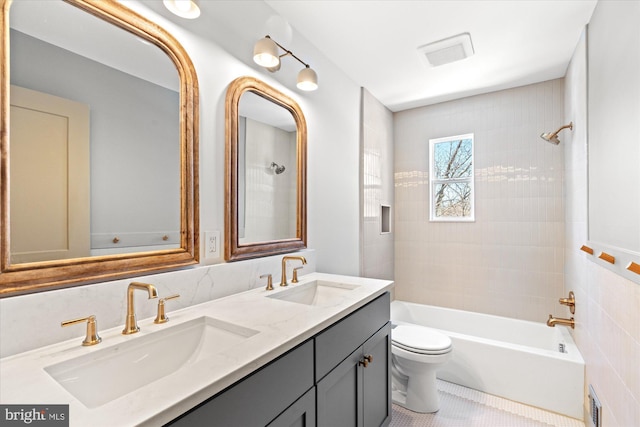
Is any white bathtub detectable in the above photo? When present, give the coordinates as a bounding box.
[391,300,585,419]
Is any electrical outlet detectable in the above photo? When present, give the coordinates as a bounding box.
[205,231,220,259]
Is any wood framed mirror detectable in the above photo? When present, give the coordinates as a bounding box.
[225,77,306,261]
[0,0,199,296]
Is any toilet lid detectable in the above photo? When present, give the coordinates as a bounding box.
[392,324,452,354]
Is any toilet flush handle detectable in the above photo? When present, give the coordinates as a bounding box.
[359,354,373,368]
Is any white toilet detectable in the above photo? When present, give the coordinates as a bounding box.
[391,323,453,413]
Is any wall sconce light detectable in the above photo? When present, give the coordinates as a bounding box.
[163,0,201,19]
[253,35,318,91]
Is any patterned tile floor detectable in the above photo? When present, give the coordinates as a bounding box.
[390,380,585,427]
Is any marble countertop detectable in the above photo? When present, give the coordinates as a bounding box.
[0,273,393,426]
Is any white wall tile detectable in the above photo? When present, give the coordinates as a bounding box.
[564,21,639,427]
[361,89,394,280]
[394,80,565,322]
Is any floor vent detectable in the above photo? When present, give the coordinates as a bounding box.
[588,385,602,427]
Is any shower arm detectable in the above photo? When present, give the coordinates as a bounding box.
[549,122,573,138]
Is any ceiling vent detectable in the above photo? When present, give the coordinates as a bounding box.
[418,32,474,67]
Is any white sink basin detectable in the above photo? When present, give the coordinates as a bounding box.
[267,280,360,306]
[44,316,259,408]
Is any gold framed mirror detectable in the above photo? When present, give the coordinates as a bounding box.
[225,77,306,261]
[0,0,199,296]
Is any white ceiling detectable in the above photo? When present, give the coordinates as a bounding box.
[139,0,597,112]
[265,0,598,112]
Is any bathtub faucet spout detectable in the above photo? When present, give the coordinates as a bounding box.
[547,314,575,329]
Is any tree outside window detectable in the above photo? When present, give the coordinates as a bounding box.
[429,134,474,221]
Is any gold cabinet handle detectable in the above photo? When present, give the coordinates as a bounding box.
[359,354,373,368]
[628,262,640,275]
[61,315,102,346]
[154,294,180,324]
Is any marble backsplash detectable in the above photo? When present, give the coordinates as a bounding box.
[0,250,316,358]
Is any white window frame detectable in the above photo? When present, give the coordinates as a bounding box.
[429,133,475,222]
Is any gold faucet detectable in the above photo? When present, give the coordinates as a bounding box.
[547,315,575,329]
[280,256,307,286]
[123,282,158,335]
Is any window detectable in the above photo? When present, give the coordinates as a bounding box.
[429,133,474,221]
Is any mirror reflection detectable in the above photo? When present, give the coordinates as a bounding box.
[225,77,306,261]
[586,17,640,284]
[238,91,298,244]
[9,0,180,264]
[1,0,199,296]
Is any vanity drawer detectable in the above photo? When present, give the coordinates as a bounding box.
[168,339,314,426]
[315,292,390,381]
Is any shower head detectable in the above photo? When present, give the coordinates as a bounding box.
[271,162,286,174]
[540,132,560,145]
[540,122,573,145]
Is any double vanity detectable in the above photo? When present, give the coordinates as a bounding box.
[0,273,393,426]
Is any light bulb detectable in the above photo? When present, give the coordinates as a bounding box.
[163,0,200,19]
[297,67,318,91]
[174,0,191,12]
[253,37,280,68]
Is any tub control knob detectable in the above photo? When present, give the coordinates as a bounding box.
[359,354,373,368]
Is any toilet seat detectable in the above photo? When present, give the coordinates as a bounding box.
[392,324,452,355]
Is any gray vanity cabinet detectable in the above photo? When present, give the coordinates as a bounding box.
[315,293,391,427]
[166,292,390,427]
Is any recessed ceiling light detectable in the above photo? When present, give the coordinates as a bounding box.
[418,32,474,67]
[163,0,201,19]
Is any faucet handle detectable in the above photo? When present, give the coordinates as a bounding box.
[292,266,304,283]
[62,315,102,346]
[559,291,575,314]
[154,294,180,324]
[260,274,274,291]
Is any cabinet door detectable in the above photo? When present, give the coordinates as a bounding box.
[316,348,363,427]
[362,323,391,427]
[316,323,391,427]
[268,387,316,427]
